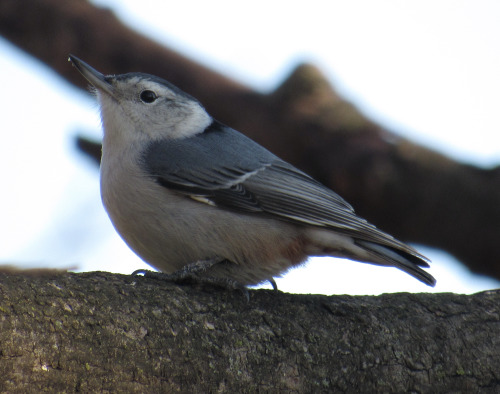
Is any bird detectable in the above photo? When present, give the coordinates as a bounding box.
[69,55,435,294]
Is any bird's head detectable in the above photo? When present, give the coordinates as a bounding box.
[69,55,211,144]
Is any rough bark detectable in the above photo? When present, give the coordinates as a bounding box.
[0,270,498,392]
[1,0,500,282]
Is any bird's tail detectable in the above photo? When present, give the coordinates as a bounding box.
[356,240,436,287]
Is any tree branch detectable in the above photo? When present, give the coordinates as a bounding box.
[0,270,498,392]
[1,0,500,281]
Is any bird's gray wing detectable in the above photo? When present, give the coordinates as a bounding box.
[142,121,429,268]
[142,121,353,215]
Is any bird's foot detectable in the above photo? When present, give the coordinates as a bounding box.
[132,258,249,301]
[268,277,278,291]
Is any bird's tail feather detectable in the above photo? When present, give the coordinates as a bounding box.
[356,240,436,287]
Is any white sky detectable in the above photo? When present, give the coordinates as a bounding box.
[1,0,499,295]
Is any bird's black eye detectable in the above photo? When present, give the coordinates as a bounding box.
[140,90,158,103]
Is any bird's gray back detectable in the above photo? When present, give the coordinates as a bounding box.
[142,121,277,191]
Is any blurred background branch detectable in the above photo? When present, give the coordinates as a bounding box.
[1,0,499,283]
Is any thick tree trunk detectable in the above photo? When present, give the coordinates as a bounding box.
[0,269,498,392]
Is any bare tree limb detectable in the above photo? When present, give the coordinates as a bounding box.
[0,270,498,392]
[1,0,500,281]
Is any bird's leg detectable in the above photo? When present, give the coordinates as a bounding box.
[132,258,222,280]
[132,258,249,301]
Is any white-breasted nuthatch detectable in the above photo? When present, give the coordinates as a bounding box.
[69,55,435,292]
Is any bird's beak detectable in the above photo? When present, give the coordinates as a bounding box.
[68,55,115,97]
